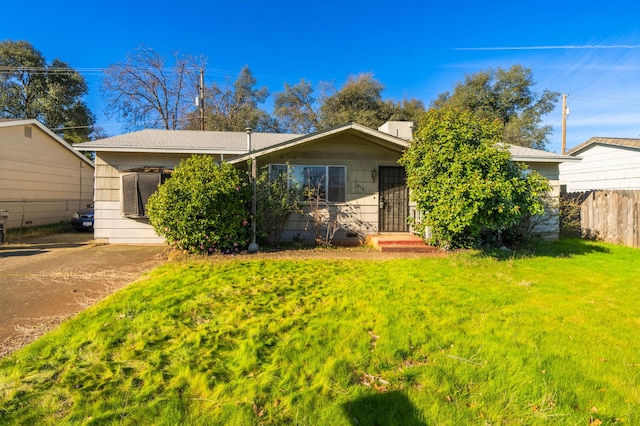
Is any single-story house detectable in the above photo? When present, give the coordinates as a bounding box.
[560,137,640,192]
[0,119,95,230]
[74,121,575,245]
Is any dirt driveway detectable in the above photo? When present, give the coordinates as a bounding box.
[0,233,167,358]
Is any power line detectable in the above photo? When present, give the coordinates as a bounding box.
[568,94,640,107]
[0,66,242,78]
[52,125,98,131]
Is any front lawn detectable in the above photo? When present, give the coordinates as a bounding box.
[1,239,639,424]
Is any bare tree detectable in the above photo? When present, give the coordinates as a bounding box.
[187,66,277,132]
[101,45,199,131]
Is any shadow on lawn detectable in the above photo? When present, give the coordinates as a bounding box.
[482,237,611,261]
[342,391,427,426]
[0,249,48,258]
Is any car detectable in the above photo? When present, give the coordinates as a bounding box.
[71,204,94,231]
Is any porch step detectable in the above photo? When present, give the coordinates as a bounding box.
[368,234,437,253]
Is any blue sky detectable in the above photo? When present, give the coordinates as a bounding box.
[4,0,640,153]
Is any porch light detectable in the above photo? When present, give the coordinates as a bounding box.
[371,168,377,182]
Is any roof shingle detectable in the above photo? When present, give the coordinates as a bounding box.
[75,129,303,152]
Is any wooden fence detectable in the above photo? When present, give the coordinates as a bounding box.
[565,190,640,248]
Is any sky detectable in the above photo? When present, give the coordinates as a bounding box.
[3,0,640,153]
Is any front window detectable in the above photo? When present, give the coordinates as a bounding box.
[121,168,172,217]
[270,164,346,202]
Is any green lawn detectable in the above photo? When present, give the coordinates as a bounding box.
[1,239,639,425]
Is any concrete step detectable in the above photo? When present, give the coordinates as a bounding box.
[379,244,437,253]
[368,234,437,253]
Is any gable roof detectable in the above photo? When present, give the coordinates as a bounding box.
[229,122,410,164]
[566,137,640,156]
[74,128,303,155]
[507,144,579,163]
[0,119,94,167]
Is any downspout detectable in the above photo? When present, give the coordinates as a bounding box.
[79,161,83,211]
[247,128,258,253]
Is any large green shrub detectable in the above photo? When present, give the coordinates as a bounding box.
[146,156,251,254]
[400,107,550,249]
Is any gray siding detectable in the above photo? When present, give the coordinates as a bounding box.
[93,153,188,244]
[93,135,406,245]
[257,134,403,244]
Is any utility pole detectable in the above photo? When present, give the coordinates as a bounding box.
[198,68,205,131]
[561,94,569,154]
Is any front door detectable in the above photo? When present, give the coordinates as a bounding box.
[378,166,408,232]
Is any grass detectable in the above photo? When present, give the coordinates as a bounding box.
[1,238,639,424]
[6,221,71,241]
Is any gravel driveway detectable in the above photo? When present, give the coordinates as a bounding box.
[0,233,167,358]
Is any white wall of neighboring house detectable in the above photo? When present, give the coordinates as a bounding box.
[560,143,640,192]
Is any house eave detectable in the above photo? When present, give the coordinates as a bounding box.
[566,138,640,156]
[74,146,249,156]
[511,155,581,163]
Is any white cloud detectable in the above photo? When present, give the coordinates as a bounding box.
[454,45,640,51]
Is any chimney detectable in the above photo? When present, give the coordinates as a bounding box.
[378,121,414,140]
[245,127,252,152]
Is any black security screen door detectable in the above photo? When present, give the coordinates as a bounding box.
[378,166,408,232]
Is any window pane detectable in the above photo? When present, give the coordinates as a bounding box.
[298,166,325,199]
[122,173,138,216]
[306,166,326,197]
[160,173,172,184]
[138,173,162,216]
[122,172,169,217]
[269,164,288,181]
[328,166,346,202]
[289,165,325,200]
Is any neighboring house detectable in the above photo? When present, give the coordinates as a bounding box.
[560,137,640,192]
[0,119,95,230]
[559,137,640,248]
[74,122,574,245]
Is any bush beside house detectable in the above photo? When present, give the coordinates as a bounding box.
[400,108,551,249]
[146,156,252,254]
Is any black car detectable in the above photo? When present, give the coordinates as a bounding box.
[71,204,94,231]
